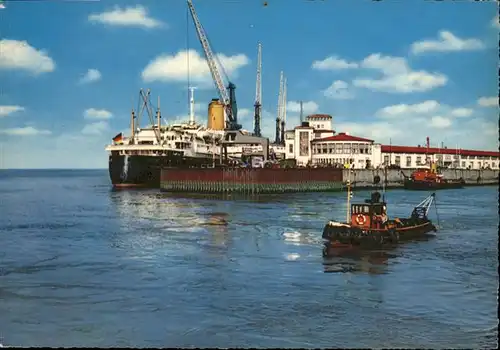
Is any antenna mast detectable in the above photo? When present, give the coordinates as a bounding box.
[254,42,262,137]
[299,101,304,123]
[280,77,287,145]
[275,71,284,144]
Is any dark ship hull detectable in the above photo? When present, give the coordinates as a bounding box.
[108,152,215,188]
[403,178,465,190]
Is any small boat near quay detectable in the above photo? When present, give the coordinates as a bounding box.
[402,163,465,191]
[322,170,438,250]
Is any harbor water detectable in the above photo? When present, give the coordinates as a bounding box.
[0,169,498,348]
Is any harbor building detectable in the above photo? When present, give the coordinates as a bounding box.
[283,114,499,169]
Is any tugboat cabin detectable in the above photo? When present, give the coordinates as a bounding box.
[350,192,388,230]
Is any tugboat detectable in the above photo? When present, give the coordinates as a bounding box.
[322,169,438,250]
[402,137,465,191]
[402,162,465,190]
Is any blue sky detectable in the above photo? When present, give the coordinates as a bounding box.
[0,0,498,168]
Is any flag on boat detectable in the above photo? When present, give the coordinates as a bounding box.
[112,132,123,143]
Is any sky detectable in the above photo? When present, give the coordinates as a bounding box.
[0,0,498,169]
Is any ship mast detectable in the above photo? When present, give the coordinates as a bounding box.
[346,163,352,223]
[189,86,196,125]
[157,95,162,145]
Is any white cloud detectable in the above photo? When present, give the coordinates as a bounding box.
[0,126,51,136]
[0,105,25,117]
[286,101,319,114]
[0,39,55,74]
[323,80,354,99]
[238,108,252,118]
[450,108,473,118]
[376,100,474,122]
[79,69,101,84]
[492,16,500,29]
[311,55,358,70]
[477,96,498,107]
[376,100,440,117]
[430,115,452,128]
[88,5,164,29]
[82,121,109,135]
[360,54,409,76]
[311,53,447,94]
[141,49,250,85]
[353,54,447,93]
[410,30,485,55]
[84,108,113,120]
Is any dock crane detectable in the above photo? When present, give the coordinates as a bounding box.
[280,77,287,145]
[275,71,284,144]
[187,0,241,131]
[254,42,262,137]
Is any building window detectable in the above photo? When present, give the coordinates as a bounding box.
[406,156,411,167]
[461,161,465,168]
[335,144,342,154]
[395,156,401,165]
[493,162,496,168]
[289,144,293,153]
[384,155,389,165]
[416,156,422,164]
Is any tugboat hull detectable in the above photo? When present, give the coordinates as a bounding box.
[403,178,465,190]
[322,219,436,249]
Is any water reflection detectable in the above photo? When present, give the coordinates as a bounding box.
[201,212,230,250]
[322,245,399,275]
[108,191,233,258]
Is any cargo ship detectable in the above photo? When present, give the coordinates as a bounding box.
[106,0,288,188]
[105,88,228,188]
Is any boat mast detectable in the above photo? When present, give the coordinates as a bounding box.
[130,108,135,145]
[346,163,352,223]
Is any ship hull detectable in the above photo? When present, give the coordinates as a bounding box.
[109,152,216,188]
[403,178,465,190]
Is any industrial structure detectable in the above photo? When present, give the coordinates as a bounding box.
[187,0,241,131]
[253,42,262,137]
[274,71,287,145]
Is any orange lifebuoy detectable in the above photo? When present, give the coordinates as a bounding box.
[356,214,366,225]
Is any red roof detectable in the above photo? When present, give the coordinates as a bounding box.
[313,132,374,143]
[307,114,332,120]
[381,145,500,157]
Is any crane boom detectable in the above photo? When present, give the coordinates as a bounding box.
[187,0,240,130]
[254,42,262,137]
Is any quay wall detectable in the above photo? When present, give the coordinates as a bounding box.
[346,168,499,189]
[160,167,343,194]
